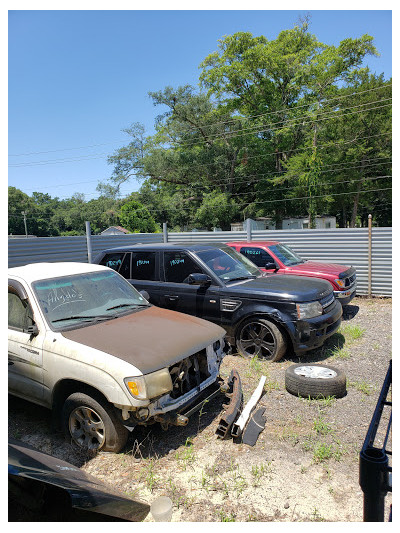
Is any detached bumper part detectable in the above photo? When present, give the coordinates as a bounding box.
[215,370,243,439]
[242,407,267,446]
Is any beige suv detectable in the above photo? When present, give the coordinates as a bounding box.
[8,262,227,452]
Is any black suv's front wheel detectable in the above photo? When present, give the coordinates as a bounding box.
[236,317,287,362]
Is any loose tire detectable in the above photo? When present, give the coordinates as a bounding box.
[62,392,129,453]
[236,318,287,362]
[285,364,346,399]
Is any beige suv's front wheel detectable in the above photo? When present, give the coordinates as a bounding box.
[62,392,129,453]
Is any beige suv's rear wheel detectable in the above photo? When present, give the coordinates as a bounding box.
[62,392,129,453]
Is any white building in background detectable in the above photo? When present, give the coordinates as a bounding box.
[231,216,336,231]
[100,226,130,235]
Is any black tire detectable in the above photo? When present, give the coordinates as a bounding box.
[236,317,287,362]
[285,364,346,399]
[62,392,129,453]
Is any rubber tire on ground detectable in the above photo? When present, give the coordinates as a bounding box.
[285,364,347,399]
[236,317,287,362]
[62,392,129,453]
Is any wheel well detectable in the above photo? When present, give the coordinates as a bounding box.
[52,379,110,425]
[234,313,293,351]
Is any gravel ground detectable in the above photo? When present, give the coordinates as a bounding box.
[8,296,392,522]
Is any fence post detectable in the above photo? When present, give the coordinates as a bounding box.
[368,214,372,298]
[163,222,168,243]
[246,219,252,241]
[85,221,93,263]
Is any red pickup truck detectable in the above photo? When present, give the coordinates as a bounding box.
[227,241,356,306]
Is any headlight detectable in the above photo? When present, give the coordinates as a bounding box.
[124,368,173,400]
[334,278,346,288]
[296,301,323,319]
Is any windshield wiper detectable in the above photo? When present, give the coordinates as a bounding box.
[52,314,113,323]
[106,303,149,311]
[226,275,257,283]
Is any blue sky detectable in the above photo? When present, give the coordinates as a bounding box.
[8,8,392,201]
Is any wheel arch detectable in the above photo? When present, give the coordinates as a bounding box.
[51,379,112,426]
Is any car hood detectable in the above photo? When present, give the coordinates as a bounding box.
[227,274,332,302]
[61,306,225,374]
[284,261,351,277]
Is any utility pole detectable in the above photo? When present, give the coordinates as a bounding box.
[21,211,28,238]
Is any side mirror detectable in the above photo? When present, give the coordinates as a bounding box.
[265,261,278,270]
[27,324,39,337]
[139,290,150,301]
[188,273,212,286]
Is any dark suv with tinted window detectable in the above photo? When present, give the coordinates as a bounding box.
[94,243,342,362]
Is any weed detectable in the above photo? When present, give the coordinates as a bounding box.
[303,395,336,408]
[141,457,159,492]
[313,416,332,436]
[311,507,326,521]
[246,354,263,377]
[251,462,273,487]
[175,437,196,470]
[328,346,350,360]
[349,380,375,395]
[313,443,333,463]
[216,510,236,522]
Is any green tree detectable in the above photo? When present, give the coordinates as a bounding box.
[119,197,159,233]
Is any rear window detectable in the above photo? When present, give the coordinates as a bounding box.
[131,251,157,281]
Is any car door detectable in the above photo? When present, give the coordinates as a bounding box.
[159,250,222,324]
[8,280,45,402]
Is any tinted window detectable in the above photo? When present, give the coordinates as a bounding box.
[99,252,130,278]
[164,252,203,283]
[8,291,34,331]
[268,244,303,266]
[100,253,125,272]
[131,251,157,281]
[240,247,274,268]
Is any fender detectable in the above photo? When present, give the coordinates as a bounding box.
[220,301,297,346]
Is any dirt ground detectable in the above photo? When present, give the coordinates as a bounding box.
[8,296,392,522]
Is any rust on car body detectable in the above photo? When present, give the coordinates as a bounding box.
[62,305,225,374]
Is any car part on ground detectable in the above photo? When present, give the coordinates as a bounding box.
[8,262,227,453]
[241,407,267,447]
[215,369,243,439]
[359,360,392,522]
[235,318,287,361]
[285,363,347,399]
[231,375,266,438]
[226,241,357,306]
[94,242,343,361]
[8,438,150,522]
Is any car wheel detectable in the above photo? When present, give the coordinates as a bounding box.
[285,364,347,399]
[62,392,129,453]
[236,318,287,362]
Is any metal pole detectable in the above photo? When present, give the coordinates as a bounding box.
[85,221,93,263]
[368,214,372,298]
[22,211,28,238]
[163,222,168,243]
[246,219,252,242]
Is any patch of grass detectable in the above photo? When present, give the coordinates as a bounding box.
[348,380,375,395]
[216,510,236,522]
[251,462,273,487]
[328,345,351,360]
[340,324,366,341]
[313,443,334,463]
[302,395,336,408]
[313,416,332,436]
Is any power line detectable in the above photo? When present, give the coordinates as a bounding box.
[8,83,391,158]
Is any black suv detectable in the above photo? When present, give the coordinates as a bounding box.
[94,243,342,362]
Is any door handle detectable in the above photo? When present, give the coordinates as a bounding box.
[165,295,179,302]
[8,361,14,366]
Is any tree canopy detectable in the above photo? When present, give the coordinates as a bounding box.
[9,21,391,236]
